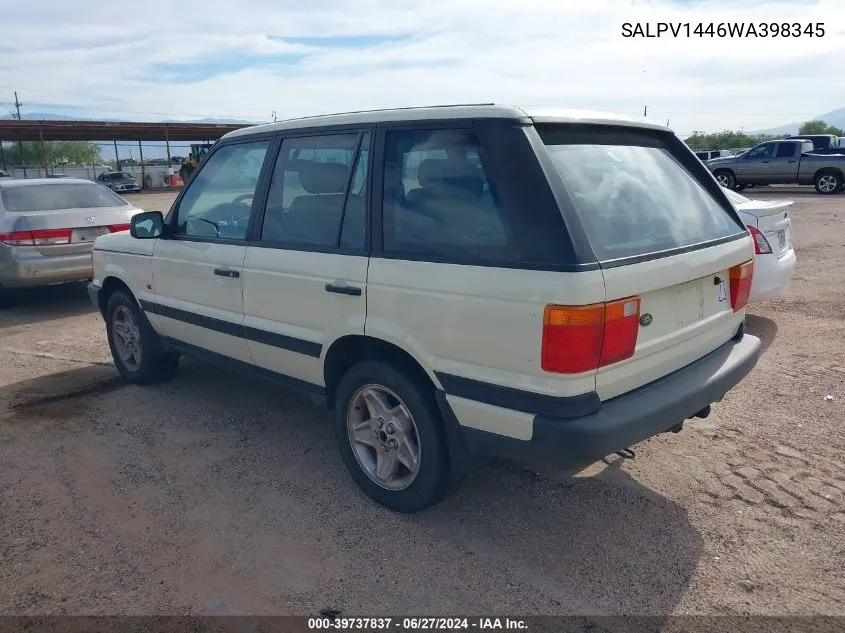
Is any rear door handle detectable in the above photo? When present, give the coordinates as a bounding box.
[761,160,770,163]
[325,283,362,296]
[788,160,796,163]
[214,267,240,278]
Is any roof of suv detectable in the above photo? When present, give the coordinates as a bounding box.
[222,104,669,140]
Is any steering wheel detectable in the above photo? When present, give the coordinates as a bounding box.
[232,193,253,206]
[194,194,254,238]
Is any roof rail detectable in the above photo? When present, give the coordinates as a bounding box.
[272,103,498,124]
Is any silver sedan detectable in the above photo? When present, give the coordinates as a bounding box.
[0,178,142,296]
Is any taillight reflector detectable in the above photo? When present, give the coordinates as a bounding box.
[0,228,71,246]
[107,224,131,233]
[0,230,35,246]
[31,228,72,245]
[748,226,772,255]
[542,297,641,374]
[729,260,754,311]
[601,297,641,367]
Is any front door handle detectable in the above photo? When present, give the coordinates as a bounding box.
[214,267,240,278]
[325,283,361,296]
[761,160,770,163]
[788,160,796,163]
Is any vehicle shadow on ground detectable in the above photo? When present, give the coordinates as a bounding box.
[744,314,778,356]
[425,458,703,615]
[0,360,703,616]
[0,283,94,329]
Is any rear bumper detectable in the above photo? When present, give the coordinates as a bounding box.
[444,332,761,467]
[0,246,93,288]
[750,248,795,302]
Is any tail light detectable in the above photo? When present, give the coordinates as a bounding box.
[748,226,772,254]
[0,228,71,246]
[0,230,36,246]
[729,260,754,311]
[542,297,641,374]
[107,224,131,233]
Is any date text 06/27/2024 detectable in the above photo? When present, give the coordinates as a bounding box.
[621,22,825,37]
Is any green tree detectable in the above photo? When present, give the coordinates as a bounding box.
[0,141,101,167]
[798,119,844,136]
[684,130,776,150]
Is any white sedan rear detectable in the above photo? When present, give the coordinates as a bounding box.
[723,188,796,302]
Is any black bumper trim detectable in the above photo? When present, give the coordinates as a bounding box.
[87,282,102,316]
[458,333,761,466]
[434,371,601,419]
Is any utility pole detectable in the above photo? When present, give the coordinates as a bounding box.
[13,92,27,178]
[643,105,648,117]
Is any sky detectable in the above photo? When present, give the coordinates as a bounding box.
[1,0,844,140]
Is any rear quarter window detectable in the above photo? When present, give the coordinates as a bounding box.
[537,125,745,262]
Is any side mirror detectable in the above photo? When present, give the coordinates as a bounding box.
[130,211,165,239]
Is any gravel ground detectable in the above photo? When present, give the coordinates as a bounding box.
[0,189,843,616]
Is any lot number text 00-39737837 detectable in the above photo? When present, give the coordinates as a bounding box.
[621,22,825,37]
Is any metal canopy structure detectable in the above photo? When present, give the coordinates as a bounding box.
[0,119,253,142]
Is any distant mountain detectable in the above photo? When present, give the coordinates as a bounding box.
[1,112,90,121]
[754,106,845,135]
[1,112,259,125]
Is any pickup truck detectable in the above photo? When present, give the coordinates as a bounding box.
[706,139,845,194]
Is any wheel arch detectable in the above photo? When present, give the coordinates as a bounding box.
[712,167,736,182]
[323,335,440,409]
[814,166,844,182]
[99,275,135,317]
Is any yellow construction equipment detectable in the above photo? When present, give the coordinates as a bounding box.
[179,143,213,183]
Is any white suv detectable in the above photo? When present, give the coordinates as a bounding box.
[89,105,761,512]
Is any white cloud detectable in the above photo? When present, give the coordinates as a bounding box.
[1,0,844,135]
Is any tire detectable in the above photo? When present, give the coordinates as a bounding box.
[334,360,452,513]
[713,170,735,189]
[814,170,842,195]
[105,290,178,384]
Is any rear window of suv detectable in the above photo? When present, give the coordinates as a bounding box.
[538,125,744,262]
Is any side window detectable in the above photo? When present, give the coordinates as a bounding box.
[747,143,774,159]
[776,143,796,158]
[174,140,269,240]
[382,129,517,262]
[261,133,363,248]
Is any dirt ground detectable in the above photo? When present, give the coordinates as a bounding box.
[0,188,842,616]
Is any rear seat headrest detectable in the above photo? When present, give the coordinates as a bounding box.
[299,161,350,194]
[417,158,483,197]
